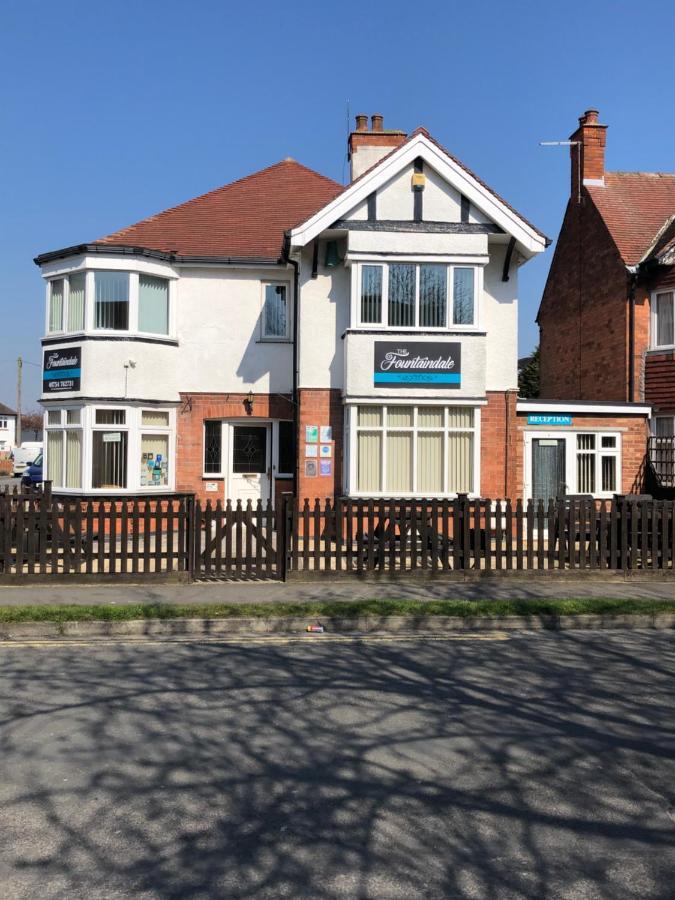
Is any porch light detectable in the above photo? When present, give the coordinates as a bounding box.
[244,391,254,415]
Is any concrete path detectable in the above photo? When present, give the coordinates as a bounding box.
[0,577,674,606]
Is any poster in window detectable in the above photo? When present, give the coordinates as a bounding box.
[305,459,318,477]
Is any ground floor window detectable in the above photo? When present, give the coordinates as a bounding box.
[528,430,621,501]
[44,405,174,492]
[352,404,476,495]
[45,408,83,489]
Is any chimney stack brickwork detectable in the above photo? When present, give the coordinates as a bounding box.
[570,108,607,198]
[348,113,407,181]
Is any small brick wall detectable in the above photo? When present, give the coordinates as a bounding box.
[481,391,519,499]
[297,388,343,503]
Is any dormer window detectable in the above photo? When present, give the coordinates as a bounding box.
[358,263,477,329]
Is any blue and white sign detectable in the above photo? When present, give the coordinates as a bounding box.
[527,414,573,426]
[43,347,81,393]
[374,341,461,388]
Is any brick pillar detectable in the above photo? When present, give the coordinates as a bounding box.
[297,388,343,503]
[481,390,519,500]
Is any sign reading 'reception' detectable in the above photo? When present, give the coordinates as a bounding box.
[374,342,461,387]
[43,347,81,393]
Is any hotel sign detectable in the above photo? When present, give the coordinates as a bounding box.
[374,341,461,387]
[43,347,81,393]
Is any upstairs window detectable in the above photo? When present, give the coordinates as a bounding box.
[139,275,169,335]
[48,279,65,332]
[95,272,129,330]
[653,291,674,348]
[358,263,477,329]
[67,272,86,331]
[262,283,290,339]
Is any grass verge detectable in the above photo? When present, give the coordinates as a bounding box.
[0,597,674,624]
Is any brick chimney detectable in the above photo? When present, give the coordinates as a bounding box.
[348,114,406,181]
[569,108,607,199]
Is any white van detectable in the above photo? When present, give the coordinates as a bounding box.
[11,442,42,477]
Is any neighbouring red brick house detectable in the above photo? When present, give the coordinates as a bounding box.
[538,109,675,437]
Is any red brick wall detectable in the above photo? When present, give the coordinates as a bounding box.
[539,195,630,401]
[481,391,519,499]
[645,354,675,413]
[515,413,649,496]
[176,392,294,502]
[297,388,343,503]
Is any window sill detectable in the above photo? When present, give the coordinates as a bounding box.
[256,338,292,344]
[343,327,486,338]
[646,345,675,355]
[202,475,224,480]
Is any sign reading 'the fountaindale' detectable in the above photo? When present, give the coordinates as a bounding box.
[42,347,82,393]
[373,341,461,387]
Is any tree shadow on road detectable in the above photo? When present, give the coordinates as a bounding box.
[1,631,675,899]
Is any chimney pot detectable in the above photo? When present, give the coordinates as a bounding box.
[371,114,383,132]
[355,114,368,132]
[579,108,599,126]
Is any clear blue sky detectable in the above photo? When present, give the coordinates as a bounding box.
[2,0,674,410]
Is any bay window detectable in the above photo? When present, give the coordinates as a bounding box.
[45,269,173,338]
[358,263,478,329]
[652,291,674,348]
[354,405,476,495]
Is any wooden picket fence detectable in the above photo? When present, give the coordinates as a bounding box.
[0,485,192,579]
[283,496,675,579]
[1,486,675,582]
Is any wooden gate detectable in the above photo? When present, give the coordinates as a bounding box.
[193,499,281,580]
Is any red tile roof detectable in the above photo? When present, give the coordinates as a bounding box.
[97,160,343,260]
[586,172,675,265]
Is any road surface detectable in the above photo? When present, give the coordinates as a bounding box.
[1,631,674,898]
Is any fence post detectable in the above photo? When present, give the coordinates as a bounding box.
[278,492,293,581]
[186,494,197,582]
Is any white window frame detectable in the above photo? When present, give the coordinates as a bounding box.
[44,266,175,340]
[354,262,482,331]
[43,404,176,494]
[44,406,84,490]
[650,289,675,350]
[260,281,292,341]
[347,403,480,498]
[523,430,622,500]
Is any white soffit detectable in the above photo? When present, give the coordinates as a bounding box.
[288,133,547,257]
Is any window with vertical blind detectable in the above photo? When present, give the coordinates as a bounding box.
[45,409,82,489]
[653,291,675,348]
[358,263,478,329]
[354,405,476,495]
[138,275,169,334]
[48,279,64,332]
[45,269,173,338]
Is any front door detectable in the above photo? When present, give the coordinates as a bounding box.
[532,438,566,502]
[229,424,271,506]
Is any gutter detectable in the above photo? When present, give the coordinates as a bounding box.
[34,243,282,268]
[282,235,300,497]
